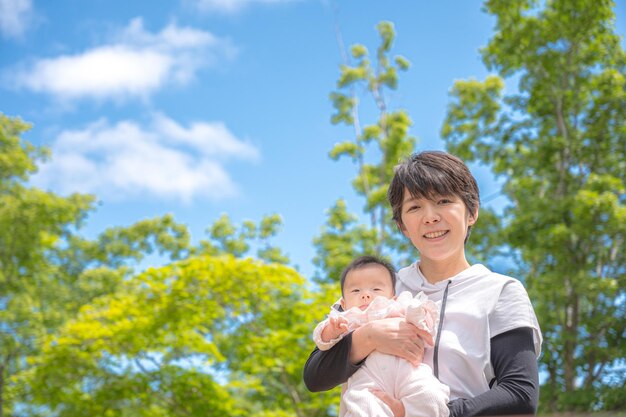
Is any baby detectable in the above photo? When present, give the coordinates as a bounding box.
[313,255,450,417]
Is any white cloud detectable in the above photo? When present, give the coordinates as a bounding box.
[154,113,259,159]
[19,46,171,99]
[32,115,259,202]
[12,18,235,100]
[119,17,219,49]
[191,0,299,14]
[0,0,33,38]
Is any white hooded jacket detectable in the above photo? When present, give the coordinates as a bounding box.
[396,263,542,400]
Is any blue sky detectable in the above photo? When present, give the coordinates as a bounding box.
[1,0,625,279]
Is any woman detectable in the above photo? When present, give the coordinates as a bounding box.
[303,151,542,417]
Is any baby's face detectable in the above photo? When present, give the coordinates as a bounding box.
[341,264,395,311]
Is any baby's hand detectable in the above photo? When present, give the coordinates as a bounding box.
[321,316,349,342]
[328,316,349,337]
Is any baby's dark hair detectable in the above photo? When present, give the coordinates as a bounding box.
[339,255,397,296]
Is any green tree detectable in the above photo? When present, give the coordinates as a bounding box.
[198,212,289,265]
[313,21,415,283]
[0,114,94,417]
[166,214,336,416]
[312,200,378,283]
[1,114,195,416]
[441,0,626,412]
[25,255,338,417]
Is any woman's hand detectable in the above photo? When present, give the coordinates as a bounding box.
[351,317,424,366]
[371,389,405,417]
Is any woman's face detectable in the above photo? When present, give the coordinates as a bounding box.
[398,188,477,275]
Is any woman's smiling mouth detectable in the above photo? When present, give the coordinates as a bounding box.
[424,230,448,239]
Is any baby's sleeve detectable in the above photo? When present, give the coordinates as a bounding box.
[404,293,439,348]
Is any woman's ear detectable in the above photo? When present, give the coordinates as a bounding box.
[468,207,479,225]
[396,220,408,236]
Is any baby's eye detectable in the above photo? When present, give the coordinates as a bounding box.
[373,288,383,292]
[351,289,360,293]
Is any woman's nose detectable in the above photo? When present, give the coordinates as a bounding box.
[423,205,440,224]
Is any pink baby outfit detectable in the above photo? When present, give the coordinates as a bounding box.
[313,291,450,417]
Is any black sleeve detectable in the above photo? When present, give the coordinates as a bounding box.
[447,327,539,417]
[302,331,366,392]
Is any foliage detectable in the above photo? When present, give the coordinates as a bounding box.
[0,114,95,417]
[441,0,626,411]
[198,213,289,265]
[23,255,339,417]
[314,21,415,283]
[312,200,379,283]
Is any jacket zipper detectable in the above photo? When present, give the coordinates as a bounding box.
[433,280,451,379]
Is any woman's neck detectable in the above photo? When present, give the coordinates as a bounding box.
[419,257,471,284]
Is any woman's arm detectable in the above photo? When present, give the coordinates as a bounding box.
[303,332,363,392]
[447,327,539,417]
[303,318,426,392]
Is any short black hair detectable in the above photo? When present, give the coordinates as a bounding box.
[339,255,397,296]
